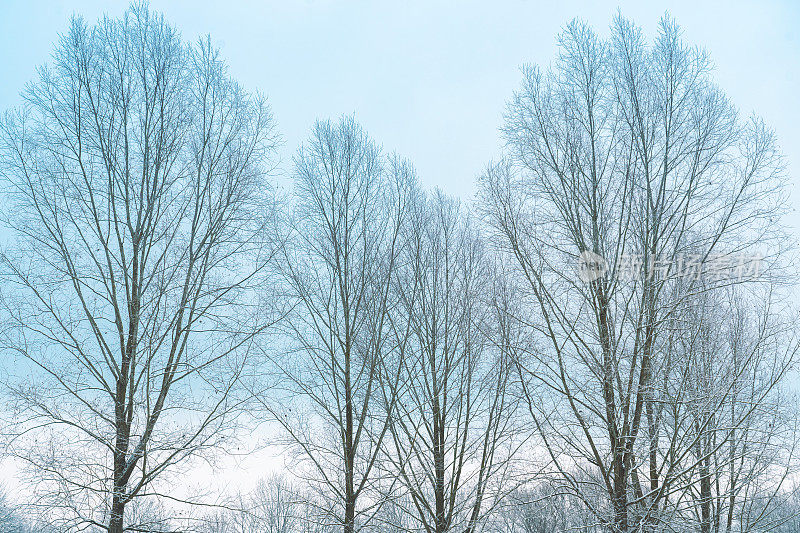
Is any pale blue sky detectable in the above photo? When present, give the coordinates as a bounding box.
[2,1,799,224]
[1,0,799,499]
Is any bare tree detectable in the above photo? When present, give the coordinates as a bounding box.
[251,475,301,533]
[771,489,800,533]
[0,488,39,533]
[0,4,278,531]
[198,474,315,533]
[487,483,602,533]
[264,116,413,533]
[384,190,519,533]
[661,285,799,533]
[481,14,794,533]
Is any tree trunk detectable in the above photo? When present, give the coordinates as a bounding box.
[700,446,712,533]
[433,398,446,533]
[344,343,355,533]
[344,496,355,533]
[110,404,129,533]
[108,495,125,533]
[612,455,628,533]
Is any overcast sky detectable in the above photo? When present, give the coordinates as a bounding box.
[2,0,799,224]
[1,0,798,499]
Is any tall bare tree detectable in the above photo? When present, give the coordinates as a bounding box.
[481,15,794,533]
[265,117,413,533]
[384,190,519,533]
[0,4,278,531]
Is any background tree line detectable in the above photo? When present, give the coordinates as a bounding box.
[0,4,797,533]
